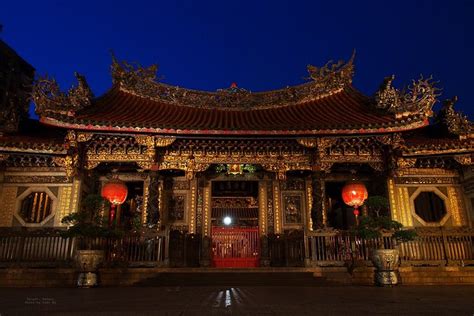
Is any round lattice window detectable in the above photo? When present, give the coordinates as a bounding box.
[414,191,447,223]
[19,192,53,224]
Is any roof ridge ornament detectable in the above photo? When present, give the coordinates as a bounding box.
[436,96,473,139]
[107,52,356,110]
[306,50,355,88]
[216,82,250,95]
[374,74,440,119]
[111,52,160,87]
[32,72,93,116]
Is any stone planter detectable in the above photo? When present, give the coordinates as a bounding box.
[372,249,400,286]
[75,250,105,287]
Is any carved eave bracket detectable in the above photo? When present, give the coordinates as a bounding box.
[0,153,10,163]
[436,96,473,140]
[32,72,93,116]
[82,134,177,171]
[396,157,417,169]
[299,136,387,172]
[453,154,472,166]
[374,74,439,120]
[52,156,77,178]
[261,160,288,180]
[296,138,319,148]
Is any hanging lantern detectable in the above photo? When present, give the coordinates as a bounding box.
[101,178,128,227]
[342,181,368,218]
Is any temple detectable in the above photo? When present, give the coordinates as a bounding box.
[0,41,473,278]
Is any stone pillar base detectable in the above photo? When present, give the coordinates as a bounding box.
[77,272,99,288]
[375,271,399,286]
[260,258,271,267]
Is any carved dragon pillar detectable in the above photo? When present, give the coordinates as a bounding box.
[311,172,326,229]
[146,171,160,227]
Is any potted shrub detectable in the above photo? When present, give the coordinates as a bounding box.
[354,196,416,286]
[61,194,120,287]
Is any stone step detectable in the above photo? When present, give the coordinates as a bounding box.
[103,272,331,287]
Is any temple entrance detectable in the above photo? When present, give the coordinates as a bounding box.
[210,180,260,267]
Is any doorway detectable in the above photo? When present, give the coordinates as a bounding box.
[210,180,260,267]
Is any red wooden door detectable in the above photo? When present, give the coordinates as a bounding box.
[211,227,259,268]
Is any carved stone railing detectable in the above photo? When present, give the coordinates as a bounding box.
[267,231,305,267]
[398,227,474,266]
[2,227,472,268]
[306,227,474,267]
[168,230,201,267]
[0,228,75,266]
[0,228,168,267]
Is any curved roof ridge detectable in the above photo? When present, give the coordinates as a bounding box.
[109,52,356,110]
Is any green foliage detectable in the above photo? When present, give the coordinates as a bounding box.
[353,195,416,243]
[241,164,257,173]
[393,229,418,242]
[214,164,257,174]
[60,194,121,241]
[215,164,227,173]
[352,215,416,242]
[365,196,390,217]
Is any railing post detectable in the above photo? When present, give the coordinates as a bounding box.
[440,227,451,266]
[163,228,170,267]
[16,235,25,264]
[199,235,211,267]
[260,235,270,267]
[304,234,311,267]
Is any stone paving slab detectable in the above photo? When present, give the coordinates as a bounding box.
[0,285,473,315]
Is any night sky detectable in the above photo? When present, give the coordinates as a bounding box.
[1,0,473,119]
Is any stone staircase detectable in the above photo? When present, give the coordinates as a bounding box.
[1,266,473,287]
[100,268,333,287]
[399,266,474,285]
[0,268,76,287]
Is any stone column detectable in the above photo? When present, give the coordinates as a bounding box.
[311,172,326,229]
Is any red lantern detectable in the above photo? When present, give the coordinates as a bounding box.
[101,178,128,227]
[342,181,368,217]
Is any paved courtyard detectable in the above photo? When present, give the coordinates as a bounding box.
[0,285,473,315]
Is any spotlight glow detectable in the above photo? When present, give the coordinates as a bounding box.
[223,216,232,225]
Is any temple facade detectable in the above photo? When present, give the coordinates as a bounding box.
[0,44,473,269]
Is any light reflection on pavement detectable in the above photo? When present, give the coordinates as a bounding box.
[0,285,473,315]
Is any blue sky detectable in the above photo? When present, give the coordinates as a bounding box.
[2,0,473,118]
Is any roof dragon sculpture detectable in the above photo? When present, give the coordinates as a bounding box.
[32,72,93,116]
[374,74,440,119]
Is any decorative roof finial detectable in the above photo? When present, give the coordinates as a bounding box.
[437,96,472,138]
[306,51,355,89]
[32,72,93,116]
[110,53,159,87]
[374,74,440,119]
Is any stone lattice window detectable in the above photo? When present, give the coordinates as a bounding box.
[414,191,447,223]
[19,192,53,223]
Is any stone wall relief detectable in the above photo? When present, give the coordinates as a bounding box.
[281,191,305,229]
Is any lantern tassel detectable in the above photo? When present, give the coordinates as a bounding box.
[109,204,116,228]
[353,207,360,226]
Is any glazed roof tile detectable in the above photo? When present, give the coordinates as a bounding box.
[0,119,66,153]
[40,86,426,135]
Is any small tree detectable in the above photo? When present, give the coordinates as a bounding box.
[359,195,416,243]
[365,196,390,217]
[354,215,417,244]
[61,194,122,249]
